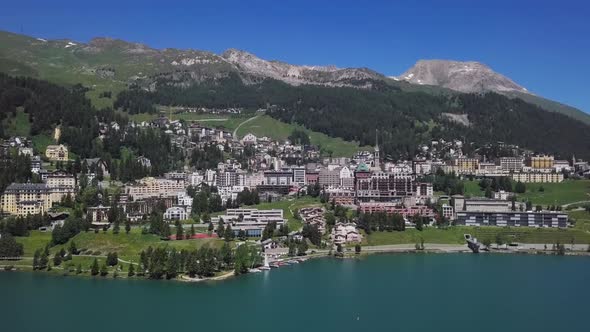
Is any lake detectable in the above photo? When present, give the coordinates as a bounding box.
[2,254,589,332]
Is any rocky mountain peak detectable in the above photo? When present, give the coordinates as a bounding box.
[394,59,528,94]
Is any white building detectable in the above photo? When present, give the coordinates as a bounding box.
[330,222,362,245]
[187,172,204,187]
[339,166,354,189]
[215,208,286,237]
[164,206,188,221]
[241,133,258,145]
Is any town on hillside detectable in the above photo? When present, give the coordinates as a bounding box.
[1,113,590,276]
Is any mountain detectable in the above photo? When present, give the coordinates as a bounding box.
[221,49,385,88]
[0,29,588,124]
[0,30,385,107]
[394,59,590,124]
[394,60,527,94]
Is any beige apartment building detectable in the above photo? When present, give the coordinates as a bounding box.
[1,182,76,216]
[45,144,69,161]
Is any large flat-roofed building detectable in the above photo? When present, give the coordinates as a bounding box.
[264,170,292,186]
[500,157,524,172]
[45,170,76,189]
[1,183,74,216]
[355,172,413,203]
[215,208,286,237]
[45,144,69,161]
[464,198,512,213]
[358,202,435,218]
[455,211,568,228]
[511,172,563,183]
[318,168,341,188]
[124,177,186,200]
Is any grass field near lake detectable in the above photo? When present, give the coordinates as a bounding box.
[13,228,225,263]
[462,179,590,206]
[516,180,590,206]
[364,226,590,246]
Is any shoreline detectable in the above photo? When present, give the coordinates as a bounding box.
[2,244,589,281]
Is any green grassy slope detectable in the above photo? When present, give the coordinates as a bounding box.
[129,112,367,157]
[463,179,590,206]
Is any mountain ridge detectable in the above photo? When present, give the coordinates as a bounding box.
[0,29,588,124]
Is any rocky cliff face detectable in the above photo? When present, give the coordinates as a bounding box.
[394,59,529,94]
[221,49,384,87]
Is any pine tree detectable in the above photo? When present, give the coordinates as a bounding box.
[224,224,234,241]
[91,258,99,276]
[175,221,184,240]
[125,219,131,234]
[76,264,82,274]
[68,240,78,255]
[53,252,62,266]
[128,264,135,277]
[100,263,108,276]
[39,249,49,269]
[32,249,40,270]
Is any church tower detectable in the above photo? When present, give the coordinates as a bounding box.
[372,129,381,170]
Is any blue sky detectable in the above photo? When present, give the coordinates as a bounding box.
[1,0,589,112]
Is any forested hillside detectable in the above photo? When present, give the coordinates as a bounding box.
[114,75,590,160]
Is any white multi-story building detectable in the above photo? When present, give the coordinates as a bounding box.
[244,172,265,189]
[204,170,217,186]
[177,192,193,213]
[500,157,524,172]
[339,166,354,188]
[187,172,204,187]
[331,222,362,245]
[413,160,432,175]
[511,172,564,183]
[291,166,306,186]
[553,160,571,173]
[45,170,76,189]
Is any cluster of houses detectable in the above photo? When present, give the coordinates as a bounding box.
[299,207,326,234]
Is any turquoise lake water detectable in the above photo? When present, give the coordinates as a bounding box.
[2,254,589,332]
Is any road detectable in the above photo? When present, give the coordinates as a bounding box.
[232,114,260,140]
[562,200,590,208]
